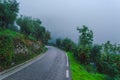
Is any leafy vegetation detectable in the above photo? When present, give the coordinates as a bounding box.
[0,34,14,67]
[0,29,46,70]
[77,25,93,65]
[97,41,120,79]
[17,16,51,44]
[17,16,35,36]
[0,28,24,38]
[67,52,105,80]
[56,25,120,80]
[56,38,76,52]
[0,0,19,29]
[0,0,51,71]
[0,0,120,80]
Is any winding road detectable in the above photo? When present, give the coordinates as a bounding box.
[1,46,70,80]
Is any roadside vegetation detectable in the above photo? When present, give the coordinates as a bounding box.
[0,0,51,71]
[0,0,120,80]
[67,52,105,80]
[56,25,120,80]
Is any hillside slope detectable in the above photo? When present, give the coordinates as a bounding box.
[0,29,45,71]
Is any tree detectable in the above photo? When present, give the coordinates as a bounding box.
[34,26,45,41]
[56,38,62,48]
[17,16,35,35]
[56,38,76,52]
[0,0,19,28]
[96,41,120,79]
[33,25,51,44]
[77,25,93,47]
[90,44,101,63]
[77,25,93,64]
[31,19,43,39]
[61,38,76,52]
[17,16,51,44]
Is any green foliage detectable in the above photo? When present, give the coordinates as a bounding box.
[67,52,105,80]
[0,29,46,71]
[77,25,93,64]
[62,38,76,51]
[94,41,120,79]
[32,23,51,44]
[17,16,51,44]
[55,25,120,79]
[28,35,37,41]
[90,44,101,63]
[56,38,76,52]
[0,0,19,28]
[33,25,45,40]
[56,38,62,48]
[0,29,24,39]
[97,52,120,78]
[17,16,35,35]
[78,53,88,65]
[77,25,93,46]
[0,34,14,67]
[0,29,24,68]
[85,64,97,73]
[0,0,50,71]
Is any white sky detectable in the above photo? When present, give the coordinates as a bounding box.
[17,0,120,44]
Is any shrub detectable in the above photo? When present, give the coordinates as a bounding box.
[28,35,37,41]
[90,44,101,63]
[0,34,14,68]
[77,46,91,65]
[97,53,120,79]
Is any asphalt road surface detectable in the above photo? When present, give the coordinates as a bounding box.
[2,46,70,80]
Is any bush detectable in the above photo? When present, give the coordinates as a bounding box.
[77,46,91,65]
[85,64,97,73]
[90,44,101,63]
[28,35,37,41]
[0,34,14,68]
[97,53,120,79]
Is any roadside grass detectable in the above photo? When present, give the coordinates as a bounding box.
[67,52,105,80]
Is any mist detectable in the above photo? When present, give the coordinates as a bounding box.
[17,0,120,44]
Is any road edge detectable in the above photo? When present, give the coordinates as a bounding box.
[65,52,71,80]
[0,50,47,80]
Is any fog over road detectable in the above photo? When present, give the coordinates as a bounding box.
[2,46,70,80]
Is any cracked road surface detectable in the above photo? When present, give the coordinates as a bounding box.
[2,46,70,80]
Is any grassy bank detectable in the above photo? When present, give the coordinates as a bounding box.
[67,52,105,80]
[0,29,46,71]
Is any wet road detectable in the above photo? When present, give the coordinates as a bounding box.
[2,46,70,80]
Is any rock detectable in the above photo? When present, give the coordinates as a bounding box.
[14,39,29,54]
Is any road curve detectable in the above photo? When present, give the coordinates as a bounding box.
[2,46,70,80]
